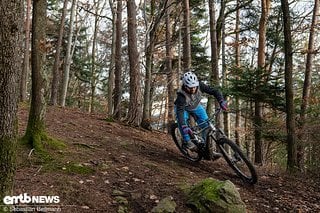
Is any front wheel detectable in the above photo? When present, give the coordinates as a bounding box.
[170,123,202,162]
[217,138,258,184]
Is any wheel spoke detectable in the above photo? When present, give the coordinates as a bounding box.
[218,138,257,184]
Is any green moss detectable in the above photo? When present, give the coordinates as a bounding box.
[18,102,31,109]
[21,131,66,151]
[73,143,94,149]
[19,130,67,173]
[22,114,66,153]
[143,162,159,170]
[188,178,224,203]
[0,137,17,201]
[105,117,115,122]
[18,125,94,176]
[63,163,95,175]
[43,135,66,150]
[186,178,246,213]
[20,131,66,163]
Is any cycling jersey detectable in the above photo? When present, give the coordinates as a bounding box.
[174,81,224,127]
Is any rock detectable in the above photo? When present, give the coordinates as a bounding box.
[118,205,128,213]
[112,189,125,196]
[115,196,128,205]
[186,178,246,213]
[151,196,176,213]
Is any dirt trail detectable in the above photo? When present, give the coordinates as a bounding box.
[13,106,320,212]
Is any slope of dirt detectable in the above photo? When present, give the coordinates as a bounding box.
[12,106,320,213]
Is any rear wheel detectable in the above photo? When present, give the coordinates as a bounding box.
[217,137,258,184]
[170,123,202,162]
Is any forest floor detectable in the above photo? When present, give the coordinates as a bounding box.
[11,105,320,212]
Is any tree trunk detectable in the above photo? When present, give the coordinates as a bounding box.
[221,0,229,138]
[207,0,220,119]
[113,0,123,119]
[126,0,142,126]
[20,0,31,102]
[60,0,77,107]
[50,0,68,106]
[257,0,270,67]
[108,0,116,116]
[142,0,156,127]
[182,0,191,70]
[216,0,226,61]
[89,1,101,113]
[177,24,182,82]
[0,0,23,199]
[280,0,298,171]
[24,0,48,149]
[166,0,175,131]
[142,0,168,129]
[234,0,241,146]
[254,0,270,165]
[298,0,319,169]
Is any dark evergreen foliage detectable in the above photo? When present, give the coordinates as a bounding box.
[227,66,286,111]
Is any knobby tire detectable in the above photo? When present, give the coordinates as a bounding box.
[217,137,258,184]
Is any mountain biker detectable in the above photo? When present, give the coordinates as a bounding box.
[174,70,228,154]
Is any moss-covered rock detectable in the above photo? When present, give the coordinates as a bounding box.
[186,178,246,213]
[151,196,176,213]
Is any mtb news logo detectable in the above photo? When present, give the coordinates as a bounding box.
[3,193,60,205]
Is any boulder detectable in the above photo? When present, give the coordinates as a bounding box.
[151,196,177,213]
[186,178,246,213]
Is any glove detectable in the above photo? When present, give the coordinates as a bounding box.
[181,125,193,135]
[219,100,228,111]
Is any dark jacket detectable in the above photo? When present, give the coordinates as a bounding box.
[174,81,223,126]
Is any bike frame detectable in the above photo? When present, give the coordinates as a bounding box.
[190,109,224,145]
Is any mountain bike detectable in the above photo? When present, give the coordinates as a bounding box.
[170,108,258,184]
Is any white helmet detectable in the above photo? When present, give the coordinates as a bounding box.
[182,71,199,87]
